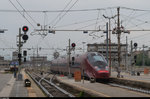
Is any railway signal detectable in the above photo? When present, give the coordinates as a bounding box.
[53,52,59,59]
[24,58,26,62]
[71,43,76,48]
[22,34,28,41]
[134,43,138,49]
[23,50,27,56]
[18,53,22,62]
[134,55,137,64]
[71,43,76,51]
[22,26,29,33]
[22,26,29,41]
[72,57,75,65]
[23,50,27,62]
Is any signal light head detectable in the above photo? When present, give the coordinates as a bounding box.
[22,34,28,40]
[71,43,76,47]
[22,26,29,32]
[134,43,137,48]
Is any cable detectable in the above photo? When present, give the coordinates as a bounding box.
[54,18,99,28]
[1,6,150,13]
[123,10,136,28]
[120,7,150,12]
[121,14,150,27]
[52,0,79,27]
[75,22,100,30]
[95,10,101,30]
[16,0,38,25]
[99,10,107,25]
[8,0,35,28]
[49,0,73,27]
[0,6,119,13]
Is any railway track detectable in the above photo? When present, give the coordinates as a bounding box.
[107,82,150,95]
[26,70,75,97]
[26,69,150,97]
[97,79,150,95]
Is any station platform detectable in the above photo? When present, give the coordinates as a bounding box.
[56,74,150,97]
[111,71,150,83]
[0,69,45,97]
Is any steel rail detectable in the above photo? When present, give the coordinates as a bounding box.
[32,72,75,97]
[26,70,53,97]
[28,70,75,97]
[108,83,150,94]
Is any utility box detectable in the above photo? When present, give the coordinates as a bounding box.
[74,71,81,82]
[24,79,31,87]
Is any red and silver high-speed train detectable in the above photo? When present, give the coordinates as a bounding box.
[50,52,110,82]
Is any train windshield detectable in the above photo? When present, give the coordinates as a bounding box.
[87,53,108,71]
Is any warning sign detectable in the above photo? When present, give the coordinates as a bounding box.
[74,71,81,82]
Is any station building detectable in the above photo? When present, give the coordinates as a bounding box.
[87,41,130,70]
[0,56,10,67]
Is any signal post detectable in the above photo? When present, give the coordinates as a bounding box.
[17,26,29,80]
[68,39,76,78]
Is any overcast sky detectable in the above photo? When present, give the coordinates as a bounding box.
[1,0,150,60]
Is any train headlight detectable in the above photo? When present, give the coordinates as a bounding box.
[94,66,100,71]
[105,66,109,70]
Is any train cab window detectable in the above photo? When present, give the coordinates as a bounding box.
[93,55,105,62]
[87,53,108,70]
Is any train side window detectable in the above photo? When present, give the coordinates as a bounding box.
[71,62,80,67]
[93,55,104,62]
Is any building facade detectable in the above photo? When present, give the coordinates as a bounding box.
[0,56,10,67]
[87,43,129,69]
[12,51,18,61]
[29,56,49,66]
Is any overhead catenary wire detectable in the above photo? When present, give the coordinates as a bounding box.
[0,6,119,13]
[95,10,101,30]
[123,10,137,28]
[8,0,35,28]
[120,6,150,12]
[1,6,150,13]
[121,14,150,26]
[54,18,99,28]
[121,15,150,31]
[2,3,150,53]
[9,0,44,41]
[48,0,73,27]
[16,0,38,25]
[52,0,79,28]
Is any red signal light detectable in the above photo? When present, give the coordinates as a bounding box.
[71,43,76,47]
[22,26,29,32]
[23,28,27,31]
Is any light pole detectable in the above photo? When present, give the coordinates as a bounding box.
[17,26,29,80]
[68,39,71,78]
[142,45,148,66]
[82,42,86,52]
[112,7,130,77]
[103,14,117,76]
[104,23,109,62]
